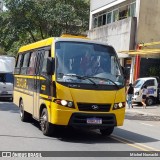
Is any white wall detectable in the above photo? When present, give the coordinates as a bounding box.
[136,0,160,43]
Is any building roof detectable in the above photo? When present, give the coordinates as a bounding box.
[119,41,160,58]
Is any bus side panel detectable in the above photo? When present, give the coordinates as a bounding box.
[23,94,33,114]
[13,89,34,114]
[13,90,20,107]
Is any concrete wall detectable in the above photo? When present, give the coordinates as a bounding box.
[88,17,137,53]
[136,0,160,43]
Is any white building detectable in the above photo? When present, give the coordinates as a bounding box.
[88,0,160,82]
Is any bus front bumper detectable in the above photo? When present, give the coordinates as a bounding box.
[68,113,116,129]
[50,108,125,128]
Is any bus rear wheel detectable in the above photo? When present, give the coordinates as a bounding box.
[40,108,54,136]
[19,100,31,122]
[100,127,114,136]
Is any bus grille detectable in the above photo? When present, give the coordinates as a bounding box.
[77,103,111,112]
[69,113,116,126]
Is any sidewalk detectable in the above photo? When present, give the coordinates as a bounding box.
[125,103,160,117]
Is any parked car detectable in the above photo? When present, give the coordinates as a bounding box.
[132,77,160,106]
[0,56,15,101]
[0,73,14,101]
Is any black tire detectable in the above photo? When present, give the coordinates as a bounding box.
[100,127,114,136]
[146,97,154,106]
[40,108,54,136]
[19,100,31,122]
[10,97,13,102]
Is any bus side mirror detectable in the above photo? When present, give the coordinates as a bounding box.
[121,66,126,79]
[46,57,55,75]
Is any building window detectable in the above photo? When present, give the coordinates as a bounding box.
[129,2,136,17]
[98,15,103,26]
[107,12,112,24]
[102,14,106,25]
[92,1,136,28]
[119,5,128,20]
[93,17,98,28]
[113,9,119,22]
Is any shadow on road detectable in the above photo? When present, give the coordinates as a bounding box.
[113,127,160,144]
[0,101,19,113]
[0,125,159,145]
[0,102,159,145]
[30,120,117,143]
[55,127,160,145]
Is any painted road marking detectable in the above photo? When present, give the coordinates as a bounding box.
[140,123,153,127]
[111,134,160,151]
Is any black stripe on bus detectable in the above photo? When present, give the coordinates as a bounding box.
[14,76,54,97]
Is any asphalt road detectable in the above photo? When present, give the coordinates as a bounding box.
[0,101,160,160]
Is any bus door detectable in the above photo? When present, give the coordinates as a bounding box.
[33,50,45,119]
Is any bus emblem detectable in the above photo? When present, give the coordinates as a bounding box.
[91,105,99,110]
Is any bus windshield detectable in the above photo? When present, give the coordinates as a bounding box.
[55,41,124,86]
[0,73,14,83]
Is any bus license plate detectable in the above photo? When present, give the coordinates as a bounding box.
[87,118,102,124]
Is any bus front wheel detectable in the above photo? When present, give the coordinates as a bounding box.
[19,100,31,122]
[40,108,54,136]
[100,127,114,136]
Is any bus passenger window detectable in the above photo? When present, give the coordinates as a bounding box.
[21,52,30,75]
[27,52,36,75]
[14,54,23,74]
[41,50,50,75]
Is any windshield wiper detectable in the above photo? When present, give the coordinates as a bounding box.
[61,73,98,87]
[84,76,119,89]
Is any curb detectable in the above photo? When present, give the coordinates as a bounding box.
[125,109,159,117]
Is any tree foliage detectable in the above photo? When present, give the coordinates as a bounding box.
[0,0,89,55]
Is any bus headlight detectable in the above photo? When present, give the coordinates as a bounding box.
[54,99,75,108]
[61,100,68,106]
[113,102,125,110]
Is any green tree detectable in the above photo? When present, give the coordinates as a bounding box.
[0,0,89,55]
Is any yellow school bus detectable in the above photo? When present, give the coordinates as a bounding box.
[14,35,126,136]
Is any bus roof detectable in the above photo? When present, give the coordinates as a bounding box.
[18,37,54,53]
[18,35,113,53]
